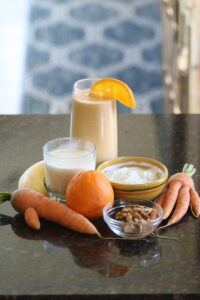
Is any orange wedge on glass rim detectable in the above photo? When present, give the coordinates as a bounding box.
[91,78,136,109]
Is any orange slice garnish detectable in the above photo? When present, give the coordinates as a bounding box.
[91,78,136,109]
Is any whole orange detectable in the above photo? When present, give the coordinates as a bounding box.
[66,170,114,219]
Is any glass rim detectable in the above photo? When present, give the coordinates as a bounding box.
[43,137,96,159]
[73,78,112,95]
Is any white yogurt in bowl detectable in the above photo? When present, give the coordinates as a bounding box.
[97,157,168,200]
[102,161,165,185]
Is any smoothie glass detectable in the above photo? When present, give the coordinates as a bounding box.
[43,137,96,202]
[70,78,118,166]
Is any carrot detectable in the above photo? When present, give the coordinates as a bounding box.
[156,163,199,224]
[154,185,191,238]
[24,207,40,230]
[0,188,100,236]
[162,181,182,219]
[166,186,190,226]
[155,191,165,207]
[190,188,200,217]
[167,163,195,188]
[150,193,165,220]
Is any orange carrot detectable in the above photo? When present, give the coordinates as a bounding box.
[167,163,196,188]
[162,181,182,219]
[167,173,194,188]
[150,193,165,220]
[156,163,199,223]
[166,186,190,226]
[155,191,165,207]
[190,188,200,217]
[1,188,100,235]
[24,207,40,230]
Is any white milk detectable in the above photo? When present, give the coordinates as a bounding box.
[44,148,95,197]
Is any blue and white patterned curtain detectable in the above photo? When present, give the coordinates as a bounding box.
[22,0,163,114]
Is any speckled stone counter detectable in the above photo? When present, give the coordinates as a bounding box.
[0,114,200,299]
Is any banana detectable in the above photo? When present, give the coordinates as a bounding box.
[18,160,48,196]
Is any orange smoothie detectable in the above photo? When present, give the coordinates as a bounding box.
[70,90,118,166]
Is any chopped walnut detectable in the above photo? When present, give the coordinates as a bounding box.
[114,205,153,234]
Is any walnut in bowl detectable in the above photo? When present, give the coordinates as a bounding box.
[103,199,163,239]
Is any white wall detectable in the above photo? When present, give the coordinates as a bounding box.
[0,0,30,114]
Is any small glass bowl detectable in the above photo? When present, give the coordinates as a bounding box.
[103,199,163,239]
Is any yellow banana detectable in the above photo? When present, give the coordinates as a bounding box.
[18,160,48,196]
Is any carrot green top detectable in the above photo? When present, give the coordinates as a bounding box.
[182,163,196,177]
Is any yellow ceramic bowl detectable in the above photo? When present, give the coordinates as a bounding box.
[97,157,168,201]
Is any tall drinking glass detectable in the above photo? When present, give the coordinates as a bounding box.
[70,78,118,166]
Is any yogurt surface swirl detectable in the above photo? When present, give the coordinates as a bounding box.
[102,161,164,185]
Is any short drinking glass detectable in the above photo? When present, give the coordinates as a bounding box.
[43,137,96,202]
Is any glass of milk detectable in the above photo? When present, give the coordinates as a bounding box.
[70,78,118,166]
[43,137,96,202]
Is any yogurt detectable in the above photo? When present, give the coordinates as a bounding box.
[102,161,164,185]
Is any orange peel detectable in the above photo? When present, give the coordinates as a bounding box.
[91,78,136,109]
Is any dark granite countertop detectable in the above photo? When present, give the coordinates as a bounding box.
[0,114,200,299]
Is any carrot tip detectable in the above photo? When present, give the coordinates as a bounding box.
[29,221,41,230]
[190,205,200,218]
[24,206,41,230]
[162,214,169,220]
[166,221,175,226]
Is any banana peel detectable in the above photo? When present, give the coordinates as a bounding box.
[18,161,48,196]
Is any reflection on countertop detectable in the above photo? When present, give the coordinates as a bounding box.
[2,213,161,278]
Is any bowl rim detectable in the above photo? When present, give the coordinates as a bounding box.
[103,198,163,226]
[97,156,168,190]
